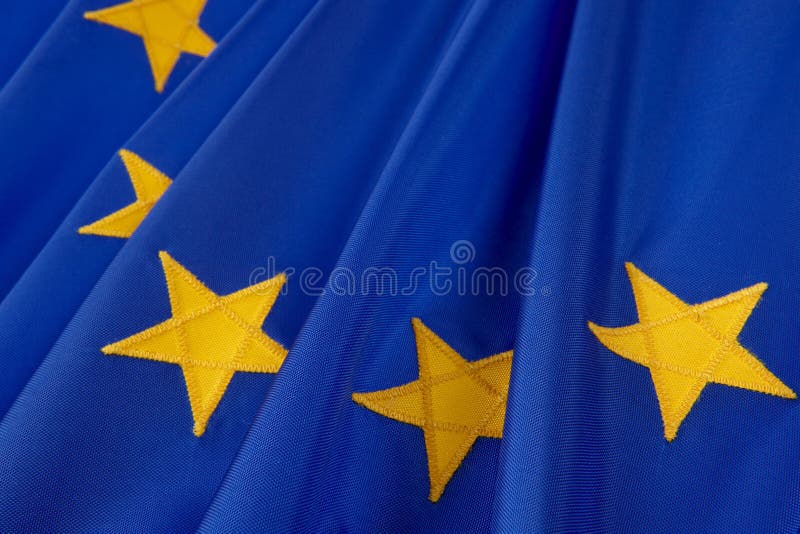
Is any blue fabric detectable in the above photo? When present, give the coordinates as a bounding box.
[0,1,66,87]
[200,0,573,530]
[1,0,800,531]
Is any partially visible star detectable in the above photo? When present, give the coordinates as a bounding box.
[103,251,288,436]
[353,318,513,502]
[79,149,171,238]
[589,262,795,441]
[85,0,216,92]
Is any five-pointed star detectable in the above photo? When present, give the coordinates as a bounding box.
[85,0,216,92]
[589,262,795,441]
[79,150,171,238]
[103,251,288,436]
[353,318,513,502]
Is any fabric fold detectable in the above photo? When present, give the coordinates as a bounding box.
[0,0,321,418]
[492,1,800,530]
[198,0,574,529]
[0,1,478,529]
[0,0,255,300]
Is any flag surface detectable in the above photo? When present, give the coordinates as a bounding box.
[1,0,799,531]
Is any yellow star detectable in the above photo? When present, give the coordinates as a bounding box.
[85,0,216,92]
[79,150,171,238]
[589,263,795,441]
[353,318,512,502]
[103,251,288,436]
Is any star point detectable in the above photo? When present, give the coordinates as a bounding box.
[589,263,795,441]
[78,150,171,238]
[103,251,288,436]
[84,0,216,92]
[353,318,512,502]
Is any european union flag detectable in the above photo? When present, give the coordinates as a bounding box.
[1,0,800,531]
